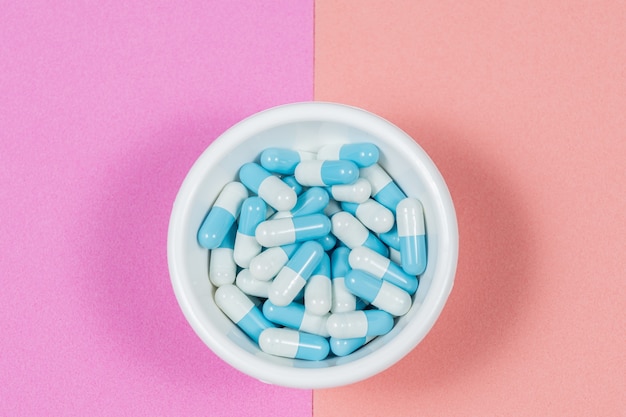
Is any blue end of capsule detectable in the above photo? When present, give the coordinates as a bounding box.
[282,175,303,195]
[373,181,406,211]
[313,253,331,277]
[238,197,267,236]
[262,300,305,329]
[363,310,394,336]
[345,270,383,304]
[296,332,330,360]
[280,243,300,258]
[363,233,389,257]
[292,214,331,241]
[320,160,359,186]
[286,241,325,278]
[239,163,271,194]
[198,206,235,249]
[329,336,367,356]
[339,143,379,167]
[260,148,302,175]
[340,202,358,216]
[236,306,275,343]
[331,246,351,279]
[379,226,400,251]
[291,187,329,217]
[316,234,337,251]
[400,234,428,275]
[219,223,237,249]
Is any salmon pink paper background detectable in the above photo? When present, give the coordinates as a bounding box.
[314,1,626,416]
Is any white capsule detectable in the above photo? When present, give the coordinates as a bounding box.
[326,310,394,339]
[327,178,371,204]
[269,241,324,306]
[235,269,271,298]
[259,328,329,361]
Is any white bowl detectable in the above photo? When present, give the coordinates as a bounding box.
[167,101,458,388]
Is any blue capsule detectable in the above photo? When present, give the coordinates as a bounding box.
[295,160,359,187]
[260,147,315,175]
[326,309,394,338]
[329,336,371,356]
[259,328,329,361]
[234,197,267,268]
[214,285,274,343]
[396,198,428,275]
[286,187,330,218]
[317,142,379,167]
[269,241,324,306]
[378,225,400,251]
[349,246,418,294]
[344,270,412,317]
[255,214,331,247]
[359,164,406,211]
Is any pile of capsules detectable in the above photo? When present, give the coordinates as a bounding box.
[197,142,426,361]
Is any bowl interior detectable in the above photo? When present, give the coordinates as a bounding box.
[168,102,457,388]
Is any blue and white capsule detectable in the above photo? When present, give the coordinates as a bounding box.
[259,147,315,175]
[349,246,418,294]
[330,211,388,257]
[259,328,329,361]
[198,181,248,249]
[329,336,374,357]
[344,270,412,316]
[233,197,266,268]
[255,214,331,247]
[359,164,406,211]
[209,223,237,286]
[396,198,428,275]
[214,284,274,343]
[317,142,379,167]
[326,310,394,339]
[239,163,297,211]
[294,159,359,187]
[327,178,371,204]
[341,199,394,234]
[269,241,324,306]
[304,253,332,316]
[248,243,299,281]
[262,300,329,337]
[330,247,357,313]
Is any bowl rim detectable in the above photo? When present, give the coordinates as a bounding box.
[167,101,459,388]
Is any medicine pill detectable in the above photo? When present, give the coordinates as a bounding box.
[259,328,330,361]
[294,160,359,187]
[396,197,427,275]
[198,181,248,249]
[200,141,429,361]
[326,310,394,339]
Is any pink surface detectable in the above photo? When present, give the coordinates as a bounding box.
[314,1,625,416]
[0,2,312,415]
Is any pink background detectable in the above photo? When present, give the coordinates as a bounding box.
[1,1,313,415]
[314,1,625,416]
[2,1,625,416]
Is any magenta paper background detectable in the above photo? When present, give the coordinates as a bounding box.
[0,2,313,415]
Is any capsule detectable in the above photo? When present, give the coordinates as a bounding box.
[294,160,359,187]
[317,142,379,167]
[239,162,297,211]
[359,164,406,211]
[341,199,394,234]
[316,234,337,252]
[378,225,400,251]
[326,310,394,339]
[269,241,324,306]
[304,253,332,316]
[330,212,388,257]
[330,247,357,313]
[248,243,299,281]
[323,199,342,217]
[255,214,331,247]
[214,284,274,343]
[235,269,271,298]
[259,328,329,361]
[233,197,266,268]
[260,147,315,175]
[329,336,374,357]
[344,270,412,316]
[349,246,418,294]
[327,178,371,204]
[209,223,237,286]
[396,198,428,275]
[197,181,248,249]
[262,300,330,337]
